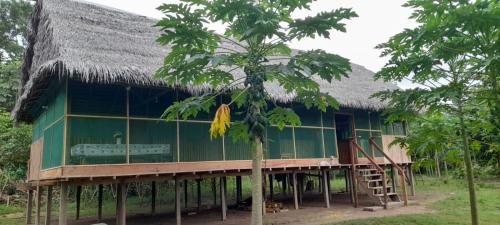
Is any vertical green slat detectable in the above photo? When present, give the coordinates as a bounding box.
[179,122,223,162]
[294,128,323,158]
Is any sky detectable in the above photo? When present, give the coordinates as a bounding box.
[84,0,418,88]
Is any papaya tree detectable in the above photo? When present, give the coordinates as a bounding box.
[375,1,499,224]
[154,1,357,224]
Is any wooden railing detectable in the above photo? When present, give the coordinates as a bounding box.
[369,137,409,206]
[349,138,389,209]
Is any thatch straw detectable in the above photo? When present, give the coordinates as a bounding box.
[13,0,398,122]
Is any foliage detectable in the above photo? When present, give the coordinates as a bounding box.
[0,0,32,62]
[0,61,21,111]
[0,110,31,180]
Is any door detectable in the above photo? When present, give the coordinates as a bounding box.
[335,114,356,164]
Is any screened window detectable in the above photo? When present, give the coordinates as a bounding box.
[354,110,370,129]
[266,127,294,159]
[178,122,223,162]
[129,87,176,118]
[68,81,126,116]
[355,130,372,157]
[67,117,127,165]
[294,106,321,126]
[369,112,381,130]
[42,120,64,169]
[323,129,337,157]
[224,138,252,160]
[393,122,406,136]
[295,127,323,158]
[129,120,177,163]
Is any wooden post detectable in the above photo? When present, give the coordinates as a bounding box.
[327,171,332,202]
[281,175,287,197]
[391,166,397,192]
[59,183,67,225]
[350,141,359,208]
[269,174,274,201]
[220,177,227,221]
[75,186,82,220]
[382,173,389,209]
[26,190,33,225]
[292,172,298,210]
[151,181,156,216]
[97,185,103,221]
[44,186,53,225]
[35,186,42,225]
[323,170,330,208]
[175,179,181,225]
[184,180,188,209]
[318,171,322,193]
[116,182,126,225]
[298,174,303,205]
[236,176,242,204]
[196,179,201,212]
[408,165,416,196]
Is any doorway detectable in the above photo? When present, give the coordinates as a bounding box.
[335,114,355,164]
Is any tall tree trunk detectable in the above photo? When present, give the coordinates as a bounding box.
[435,150,441,177]
[458,103,479,225]
[251,138,263,225]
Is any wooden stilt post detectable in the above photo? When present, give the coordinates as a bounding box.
[97,184,103,221]
[175,179,181,225]
[298,174,303,205]
[391,167,397,192]
[327,171,332,203]
[75,186,82,220]
[269,174,274,201]
[59,183,67,225]
[318,171,322,193]
[26,189,33,225]
[408,165,416,196]
[35,186,42,225]
[281,175,287,197]
[44,186,53,225]
[292,172,298,210]
[116,182,126,225]
[184,180,188,209]
[196,179,201,212]
[151,181,156,216]
[344,169,349,193]
[347,169,353,203]
[212,178,217,206]
[220,177,227,221]
[323,170,330,208]
[236,176,242,204]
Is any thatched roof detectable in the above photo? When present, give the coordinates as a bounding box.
[13,0,398,122]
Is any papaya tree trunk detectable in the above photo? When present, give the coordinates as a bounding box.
[251,137,263,225]
[458,102,479,225]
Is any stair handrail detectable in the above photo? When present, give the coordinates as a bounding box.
[350,139,389,209]
[369,137,409,206]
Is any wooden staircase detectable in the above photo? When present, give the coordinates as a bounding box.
[356,168,401,206]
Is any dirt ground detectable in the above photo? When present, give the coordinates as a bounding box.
[66,192,443,225]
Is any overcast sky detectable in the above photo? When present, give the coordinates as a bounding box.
[84,0,418,88]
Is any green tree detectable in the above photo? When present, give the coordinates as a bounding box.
[0,110,31,180]
[376,1,499,224]
[155,1,357,224]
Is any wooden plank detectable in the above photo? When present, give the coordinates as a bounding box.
[28,139,43,181]
[26,190,33,225]
[75,186,81,220]
[292,172,298,210]
[35,186,42,225]
[44,186,53,225]
[175,179,181,225]
[59,183,67,225]
[97,184,103,221]
[323,170,330,208]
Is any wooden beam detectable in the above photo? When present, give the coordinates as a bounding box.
[220,177,227,221]
[292,172,298,210]
[151,181,156,216]
[26,190,33,225]
[391,166,397,193]
[35,186,42,225]
[44,186,53,225]
[175,179,181,225]
[323,170,330,208]
[97,184,103,221]
[75,186,82,220]
[116,182,126,225]
[196,179,201,212]
[58,183,67,225]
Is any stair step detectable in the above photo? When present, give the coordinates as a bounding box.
[363,174,382,177]
[367,179,382,182]
[369,186,391,190]
[374,192,398,197]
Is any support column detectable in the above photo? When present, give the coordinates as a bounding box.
[298,174,303,205]
[184,180,188,209]
[75,186,82,220]
[35,186,42,225]
[59,183,67,225]
[116,182,127,225]
[97,185,103,221]
[220,177,227,221]
[175,179,181,225]
[408,165,416,196]
[236,176,242,204]
[26,190,33,225]
[281,175,287,197]
[350,167,358,208]
[323,170,330,208]
[151,181,156,216]
[327,171,332,203]
[212,178,217,206]
[44,186,53,225]
[292,172,298,210]
[269,174,274,201]
[391,167,397,193]
[196,179,201,212]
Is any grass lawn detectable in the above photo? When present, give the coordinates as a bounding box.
[328,176,500,225]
